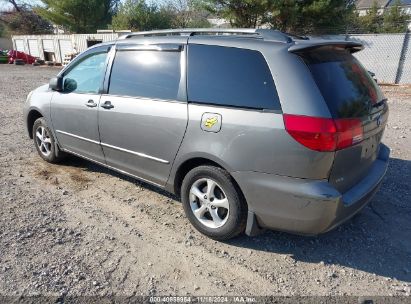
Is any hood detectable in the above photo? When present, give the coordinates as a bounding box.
[35,84,51,93]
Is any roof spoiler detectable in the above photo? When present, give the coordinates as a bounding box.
[288,40,364,53]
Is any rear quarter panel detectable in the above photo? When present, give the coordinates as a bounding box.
[170,104,335,179]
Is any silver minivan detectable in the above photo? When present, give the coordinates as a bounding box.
[24,29,389,240]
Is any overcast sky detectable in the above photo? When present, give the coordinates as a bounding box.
[0,0,42,11]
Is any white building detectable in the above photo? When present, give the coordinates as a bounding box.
[356,0,411,15]
[11,31,129,63]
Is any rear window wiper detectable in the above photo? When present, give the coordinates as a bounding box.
[372,98,387,108]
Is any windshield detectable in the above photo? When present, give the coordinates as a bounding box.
[300,47,385,118]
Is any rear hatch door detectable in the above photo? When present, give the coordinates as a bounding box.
[298,46,388,193]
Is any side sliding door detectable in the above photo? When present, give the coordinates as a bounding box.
[98,43,188,186]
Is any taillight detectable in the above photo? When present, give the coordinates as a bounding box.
[334,118,363,149]
[283,114,363,152]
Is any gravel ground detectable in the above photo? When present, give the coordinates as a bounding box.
[0,64,410,299]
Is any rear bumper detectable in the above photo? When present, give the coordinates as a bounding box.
[232,144,390,235]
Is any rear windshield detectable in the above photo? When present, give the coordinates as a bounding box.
[300,48,385,118]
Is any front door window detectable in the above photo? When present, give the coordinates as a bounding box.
[63,52,108,94]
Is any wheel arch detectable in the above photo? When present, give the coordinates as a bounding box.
[27,109,44,139]
[174,156,253,239]
[170,156,247,206]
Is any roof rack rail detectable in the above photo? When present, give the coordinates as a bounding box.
[118,28,293,43]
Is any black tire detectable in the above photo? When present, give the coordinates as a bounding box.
[33,117,65,163]
[181,165,247,241]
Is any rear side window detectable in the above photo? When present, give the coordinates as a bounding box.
[188,44,281,110]
[300,48,385,118]
[109,50,181,100]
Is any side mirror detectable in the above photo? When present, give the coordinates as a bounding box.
[63,78,77,92]
[49,77,63,91]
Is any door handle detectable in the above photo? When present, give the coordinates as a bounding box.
[85,99,97,108]
[101,101,114,109]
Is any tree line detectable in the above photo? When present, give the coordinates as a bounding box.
[0,0,409,37]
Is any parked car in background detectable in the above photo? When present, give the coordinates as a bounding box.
[8,50,36,64]
[0,50,9,64]
[23,29,390,240]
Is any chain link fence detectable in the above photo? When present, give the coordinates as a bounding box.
[311,31,410,84]
[297,21,411,84]
[399,32,411,83]
[347,33,408,84]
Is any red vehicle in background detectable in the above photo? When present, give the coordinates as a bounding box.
[8,50,36,64]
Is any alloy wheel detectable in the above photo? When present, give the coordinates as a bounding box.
[35,126,52,157]
[189,178,229,229]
